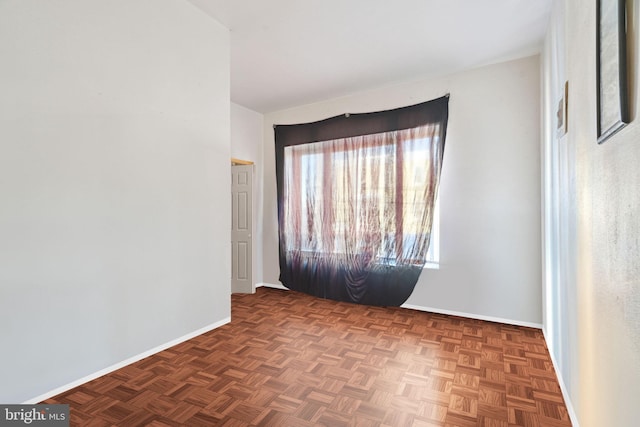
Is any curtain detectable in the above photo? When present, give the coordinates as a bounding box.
[275,96,449,306]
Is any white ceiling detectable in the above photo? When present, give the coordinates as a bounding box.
[188,0,552,113]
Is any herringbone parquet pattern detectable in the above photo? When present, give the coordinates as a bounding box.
[44,287,572,426]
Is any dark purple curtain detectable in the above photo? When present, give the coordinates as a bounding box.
[275,96,449,306]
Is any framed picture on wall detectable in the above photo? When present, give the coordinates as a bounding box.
[596,0,629,144]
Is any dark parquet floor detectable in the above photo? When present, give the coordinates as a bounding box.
[44,287,572,426]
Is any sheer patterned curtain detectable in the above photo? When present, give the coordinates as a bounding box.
[275,96,449,306]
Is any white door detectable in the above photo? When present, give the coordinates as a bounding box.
[231,164,253,293]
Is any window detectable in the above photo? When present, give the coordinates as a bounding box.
[282,126,441,267]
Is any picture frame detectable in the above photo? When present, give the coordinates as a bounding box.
[596,0,629,144]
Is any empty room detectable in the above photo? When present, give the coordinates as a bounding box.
[1,1,638,426]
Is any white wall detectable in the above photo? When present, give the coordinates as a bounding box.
[542,1,640,426]
[262,56,542,325]
[231,103,264,286]
[0,0,230,403]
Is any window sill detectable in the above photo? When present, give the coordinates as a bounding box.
[423,262,440,270]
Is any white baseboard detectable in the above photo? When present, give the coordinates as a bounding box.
[24,317,231,404]
[257,283,542,329]
[542,327,580,427]
[401,303,543,329]
[256,282,287,290]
